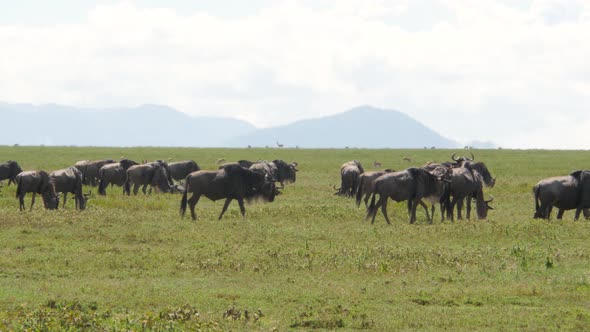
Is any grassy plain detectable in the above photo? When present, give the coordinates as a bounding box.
[0,146,590,330]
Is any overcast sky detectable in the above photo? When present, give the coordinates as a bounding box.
[1,0,589,149]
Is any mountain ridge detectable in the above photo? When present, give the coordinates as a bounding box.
[1,103,459,148]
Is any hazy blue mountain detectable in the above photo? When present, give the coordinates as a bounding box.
[225,106,459,148]
[0,103,256,147]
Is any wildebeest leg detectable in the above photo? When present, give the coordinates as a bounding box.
[237,197,246,218]
[466,196,472,220]
[142,184,148,195]
[62,193,68,208]
[19,193,26,211]
[188,194,200,221]
[409,198,420,224]
[556,208,565,220]
[417,200,431,222]
[584,208,590,220]
[364,193,370,208]
[30,193,36,211]
[133,184,140,195]
[380,198,391,225]
[371,196,385,224]
[456,198,464,220]
[219,198,233,220]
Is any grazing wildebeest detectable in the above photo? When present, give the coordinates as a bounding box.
[15,170,60,211]
[0,160,23,186]
[169,160,201,182]
[180,164,277,221]
[124,162,173,195]
[250,160,298,187]
[97,159,139,195]
[533,170,590,220]
[446,167,494,221]
[355,169,395,207]
[335,161,365,197]
[365,167,450,224]
[50,167,90,210]
[74,159,115,186]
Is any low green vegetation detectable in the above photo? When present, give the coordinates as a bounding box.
[1,146,589,330]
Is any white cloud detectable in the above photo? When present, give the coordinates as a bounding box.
[0,0,589,148]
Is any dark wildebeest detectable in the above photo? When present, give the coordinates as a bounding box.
[97,158,139,195]
[169,160,201,182]
[0,160,23,186]
[50,167,90,210]
[249,160,298,187]
[365,167,450,224]
[335,161,365,197]
[180,164,277,221]
[15,170,60,211]
[75,159,115,186]
[355,169,395,207]
[533,170,590,220]
[446,167,494,221]
[124,161,173,195]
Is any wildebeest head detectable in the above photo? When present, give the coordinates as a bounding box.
[272,159,298,184]
[462,160,495,188]
[451,152,474,164]
[119,158,139,170]
[42,187,60,210]
[78,191,91,210]
[475,194,494,219]
[152,165,173,193]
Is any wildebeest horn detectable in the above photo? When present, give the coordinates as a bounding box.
[469,152,475,161]
[291,161,298,167]
[451,153,458,161]
[485,195,494,203]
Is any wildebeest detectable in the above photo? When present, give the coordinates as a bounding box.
[50,167,90,210]
[365,167,450,224]
[169,160,201,182]
[533,170,590,220]
[335,161,364,197]
[15,170,60,211]
[446,167,494,221]
[75,159,115,186]
[124,161,173,195]
[355,169,394,207]
[0,160,23,186]
[180,164,277,221]
[250,160,298,187]
[97,158,139,195]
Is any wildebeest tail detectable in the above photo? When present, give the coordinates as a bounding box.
[179,175,190,217]
[355,176,364,207]
[123,172,130,195]
[98,171,107,195]
[15,176,22,198]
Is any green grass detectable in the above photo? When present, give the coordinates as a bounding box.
[1,146,590,330]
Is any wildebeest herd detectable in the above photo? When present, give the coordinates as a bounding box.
[1,153,590,223]
[1,158,298,221]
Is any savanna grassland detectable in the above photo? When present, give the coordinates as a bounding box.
[1,146,590,331]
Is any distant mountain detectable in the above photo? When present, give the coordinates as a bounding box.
[225,106,459,148]
[0,103,460,148]
[0,103,256,147]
